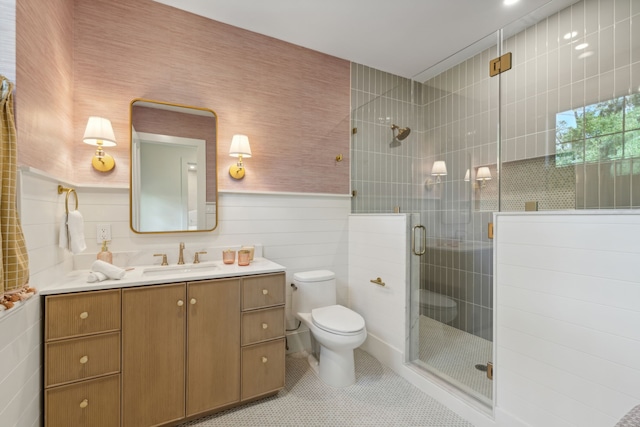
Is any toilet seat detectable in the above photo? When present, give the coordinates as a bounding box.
[311,305,365,336]
[419,289,456,309]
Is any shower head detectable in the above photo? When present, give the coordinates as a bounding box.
[391,124,411,141]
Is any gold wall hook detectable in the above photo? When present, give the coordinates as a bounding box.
[370,277,385,287]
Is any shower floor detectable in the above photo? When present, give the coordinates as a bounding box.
[416,315,493,403]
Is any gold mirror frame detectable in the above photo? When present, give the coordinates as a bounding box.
[129,98,218,234]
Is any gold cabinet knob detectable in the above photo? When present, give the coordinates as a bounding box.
[79,356,88,364]
[177,300,184,307]
[79,399,88,409]
[190,298,197,305]
[79,311,89,320]
[262,289,268,295]
[261,356,268,364]
[262,323,268,329]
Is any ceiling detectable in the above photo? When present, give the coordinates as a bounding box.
[154,0,578,81]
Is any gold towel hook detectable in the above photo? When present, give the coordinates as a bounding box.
[58,185,78,213]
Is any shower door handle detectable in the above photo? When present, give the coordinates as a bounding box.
[412,225,426,256]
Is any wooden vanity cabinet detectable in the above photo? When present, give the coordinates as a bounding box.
[122,283,186,427]
[44,271,285,427]
[44,289,121,427]
[240,273,286,400]
[186,278,241,417]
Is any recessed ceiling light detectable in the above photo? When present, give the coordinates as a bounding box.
[504,0,519,5]
[575,43,589,50]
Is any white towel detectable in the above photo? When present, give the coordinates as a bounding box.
[59,211,87,254]
[91,260,125,280]
[87,271,108,283]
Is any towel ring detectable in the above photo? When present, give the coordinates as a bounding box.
[58,185,78,213]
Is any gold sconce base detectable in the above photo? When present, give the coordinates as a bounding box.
[229,165,245,179]
[91,154,115,172]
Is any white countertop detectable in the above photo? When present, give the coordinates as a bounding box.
[41,257,286,295]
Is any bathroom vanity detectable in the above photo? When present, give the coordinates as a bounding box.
[41,259,286,427]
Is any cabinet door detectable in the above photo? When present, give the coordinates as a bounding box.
[122,283,186,427]
[186,278,240,417]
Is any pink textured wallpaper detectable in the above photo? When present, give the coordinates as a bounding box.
[70,0,351,193]
[16,0,74,178]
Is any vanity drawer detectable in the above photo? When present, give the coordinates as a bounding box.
[46,289,121,341]
[241,307,285,346]
[45,332,120,387]
[242,272,285,310]
[45,374,120,427]
[241,338,285,401]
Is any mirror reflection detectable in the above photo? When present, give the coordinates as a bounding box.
[130,99,218,233]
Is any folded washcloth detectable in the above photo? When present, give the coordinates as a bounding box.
[59,211,87,254]
[91,260,125,280]
[87,271,107,283]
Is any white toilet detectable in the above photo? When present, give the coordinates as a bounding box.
[418,289,458,324]
[292,270,367,388]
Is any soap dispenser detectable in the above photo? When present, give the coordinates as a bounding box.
[97,240,113,264]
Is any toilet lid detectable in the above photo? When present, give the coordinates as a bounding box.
[420,289,457,308]
[311,305,365,335]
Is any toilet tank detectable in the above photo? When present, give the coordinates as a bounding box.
[292,270,336,313]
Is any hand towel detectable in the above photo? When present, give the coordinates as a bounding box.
[58,210,87,255]
[91,260,125,280]
[58,214,68,250]
[87,271,108,283]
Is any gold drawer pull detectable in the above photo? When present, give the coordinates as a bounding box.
[177,300,184,307]
[79,399,88,409]
[262,323,268,329]
[262,356,268,364]
[79,311,89,320]
[190,298,197,305]
[262,289,269,295]
[79,356,89,364]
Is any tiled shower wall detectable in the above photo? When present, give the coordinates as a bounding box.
[502,0,640,210]
[351,0,640,341]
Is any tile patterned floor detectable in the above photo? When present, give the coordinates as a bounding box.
[180,349,473,427]
[417,315,493,403]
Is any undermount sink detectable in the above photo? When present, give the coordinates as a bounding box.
[143,261,218,276]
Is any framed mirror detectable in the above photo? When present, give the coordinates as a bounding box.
[130,99,218,233]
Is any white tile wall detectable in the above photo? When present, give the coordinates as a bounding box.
[495,211,640,427]
[349,214,408,355]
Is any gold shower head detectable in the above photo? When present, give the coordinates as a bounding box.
[391,124,411,141]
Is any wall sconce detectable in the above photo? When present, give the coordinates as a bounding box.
[83,116,116,172]
[229,134,252,179]
[425,160,447,190]
[476,166,492,188]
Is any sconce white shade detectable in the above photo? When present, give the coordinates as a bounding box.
[83,116,116,147]
[464,169,470,181]
[431,160,448,176]
[229,134,252,158]
[476,166,492,181]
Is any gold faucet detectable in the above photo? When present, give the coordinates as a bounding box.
[178,242,185,265]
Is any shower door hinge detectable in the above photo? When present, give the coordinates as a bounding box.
[488,222,494,240]
[487,362,493,380]
[489,52,512,77]
[352,127,358,134]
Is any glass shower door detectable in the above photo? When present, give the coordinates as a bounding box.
[407,32,500,407]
